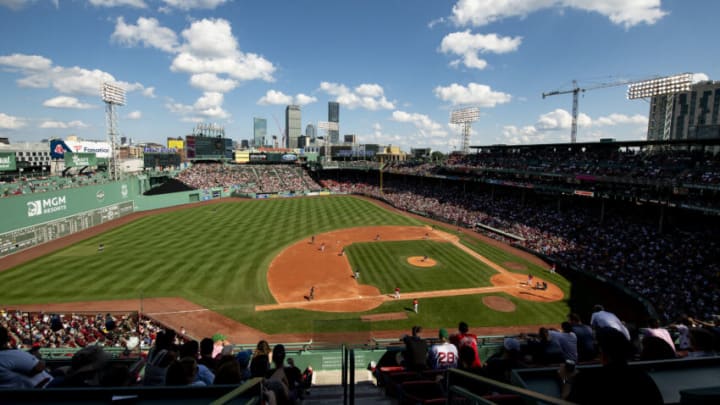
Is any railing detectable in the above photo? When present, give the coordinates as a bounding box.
[209,377,264,405]
[446,368,573,405]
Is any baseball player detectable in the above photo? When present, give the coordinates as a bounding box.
[309,286,315,301]
[394,287,400,299]
[413,298,419,313]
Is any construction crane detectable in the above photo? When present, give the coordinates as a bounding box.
[271,114,286,148]
[542,78,652,143]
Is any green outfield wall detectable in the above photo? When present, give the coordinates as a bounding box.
[0,177,241,257]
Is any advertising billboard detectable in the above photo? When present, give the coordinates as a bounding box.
[64,152,97,168]
[168,139,184,150]
[50,140,72,159]
[0,152,16,171]
[64,140,111,158]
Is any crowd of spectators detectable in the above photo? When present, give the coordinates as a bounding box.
[174,163,321,194]
[0,310,166,352]
[432,148,720,185]
[1,172,111,198]
[322,176,720,324]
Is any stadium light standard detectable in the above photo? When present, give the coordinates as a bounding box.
[627,73,692,140]
[102,82,126,182]
[450,107,480,154]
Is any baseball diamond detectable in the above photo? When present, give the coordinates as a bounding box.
[0,194,569,343]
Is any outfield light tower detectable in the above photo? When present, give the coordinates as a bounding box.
[627,73,692,140]
[450,107,480,154]
[102,82,126,181]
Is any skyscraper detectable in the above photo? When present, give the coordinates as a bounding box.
[305,124,316,140]
[328,101,340,144]
[285,105,302,149]
[253,117,267,147]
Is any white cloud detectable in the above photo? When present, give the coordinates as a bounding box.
[166,92,229,119]
[440,31,522,70]
[189,73,238,92]
[39,120,88,129]
[428,17,446,29]
[434,82,512,107]
[89,0,147,7]
[391,110,448,138]
[594,113,647,126]
[294,93,318,106]
[161,0,228,10]
[170,18,275,82]
[142,87,156,98]
[500,109,648,144]
[451,0,667,29]
[0,0,58,9]
[112,17,178,53]
[0,53,154,100]
[127,110,142,119]
[0,53,52,70]
[257,90,317,106]
[0,112,26,129]
[536,109,592,130]
[319,82,395,110]
[42,96,95,109]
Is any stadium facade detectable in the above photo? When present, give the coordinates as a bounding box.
[648,80,720,140]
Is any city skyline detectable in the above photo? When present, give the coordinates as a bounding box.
[0,1,719,152]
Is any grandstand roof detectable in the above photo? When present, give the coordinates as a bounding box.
[470,137,720,151]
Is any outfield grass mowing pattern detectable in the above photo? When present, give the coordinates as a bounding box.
[346,240,495,294]
[0,196,569,334]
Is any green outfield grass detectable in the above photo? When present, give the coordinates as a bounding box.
[0,195,570,334]
[346,240,495,294]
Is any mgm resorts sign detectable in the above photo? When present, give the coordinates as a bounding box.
[27,196,67,217]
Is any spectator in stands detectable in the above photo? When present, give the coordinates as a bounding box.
[211,333,228,359]
[213,355,243,385]
[686,328,718,358]
[428,328,458,370]
[642,318,676,356]
[265,344,291,405]
[400,326,428,372]
[166,357,205,386]
[143,330,178,386]
[180,340,214,386]
[559,327,663,404]
[639,336,676,361]
[669,316,693,352]
[568,313,597,362]
[0,325,50,388]
[198,337,218,372]
[285,358,304,400]
[453,345,489,397]
[250,340,271,378]
[235,350,252,381]
[450,321,482,368]
[483,337,527,384]
[525,327,564,365]
[590,305,630,341]
[549,322,578,363]
[55,345,111,387]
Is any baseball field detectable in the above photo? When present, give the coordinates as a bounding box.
[0,195,570,342]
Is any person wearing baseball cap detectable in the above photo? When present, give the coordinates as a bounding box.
[429,328,458,370]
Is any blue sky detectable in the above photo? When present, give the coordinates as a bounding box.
[0,0,717,152]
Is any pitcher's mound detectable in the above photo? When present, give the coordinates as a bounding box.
[483,296,516,312]
[407,256,437,267]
